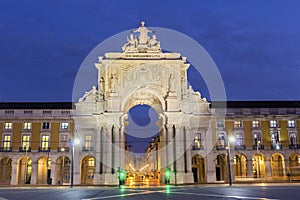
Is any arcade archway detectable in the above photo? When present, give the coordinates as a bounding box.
[18,156,32,184]
[252,154,265,178]
[56,156,71,185]
[234,154,247,178]
[192,154,206,183]
[81,156,95,184]
[0,157,12,184]
[215,154,227,181]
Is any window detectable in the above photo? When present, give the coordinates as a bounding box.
[217,121,224,128]
[235,133,244,146]
[270,120,277,128]
[252,120,260,128]
[234,120,243,128]
[271,130,280,145]
[43,110,51,115]
[4,122,12,130]
[289,132,297,145]
[85,135,92,150]
[193,133,202,149]
[88,157,95,167]
[60,134,69,148]
[42,122,50,130]
[61,122,69,130]
[22,135,30,150]
[23,122,32,130]
[253,132,261,145]
[4,110,14,114]
[288,120,296,128]
[24,110,33,115]
[41,135,50,150]
[3,135,11,150]
[217,133,226,146]
[61,110,70,115]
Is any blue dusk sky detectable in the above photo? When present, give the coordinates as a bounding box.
[0,0,300,102]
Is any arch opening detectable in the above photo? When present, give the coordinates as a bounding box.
[18,156,32,184]
[0,157,12,184]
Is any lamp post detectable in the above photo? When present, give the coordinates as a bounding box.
[227,136,235,186]
[71,138,80,188]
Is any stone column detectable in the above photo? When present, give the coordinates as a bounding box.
[175,126,184,173]
[10,159,18,185]
[51,160,57,185]
[166,124,174,169]
[94,127,101,184]
[120,126,126,170]
[114,126,121,172]
[206,153,216,182]
[73,143,81,185]
[264,158,272,180]
[246,159,253,178]
[160,124,167,169]
[104,126,112,174]
[185,127,196,183]
[30,161,38,185]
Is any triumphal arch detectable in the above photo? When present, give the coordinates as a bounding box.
[73,22,212,185]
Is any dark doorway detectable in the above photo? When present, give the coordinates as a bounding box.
[192,168,198,182]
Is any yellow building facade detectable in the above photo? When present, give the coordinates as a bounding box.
[1,101,300,185]
[0,103,75,185]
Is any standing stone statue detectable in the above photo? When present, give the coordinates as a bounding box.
[168,73,175,92]
[132,21,154,44]
[99,77,105,92]
[122,33,137,51]
[110,74,118,93]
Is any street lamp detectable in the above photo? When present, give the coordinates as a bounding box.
[227,136,235,186]
[71,138,80,188]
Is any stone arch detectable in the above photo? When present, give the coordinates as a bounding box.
[81,156,95,184]
[252,153,265,178]
[234,153,247,178]
[18,156,32,184]
[122,88,165,114]
[271,153,285,177]
[55,156,71,185]
[37,156,51,185]
[191,154,206,183]
[74,24,212,185]
[0,157,12,184]
[288,153,300,178]
[215,154,227,181]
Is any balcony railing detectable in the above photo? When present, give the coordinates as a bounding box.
[234,145,246,150]
[252,144,264,150]
[0,147,12,152]
[192,145,204,150]
[289,144,300,149]
[216,145,226,150]
[19,147,31,152]
[39,147,50,152]
[271,143,282,150]
[82,146,94,152]
[58,147,70,152]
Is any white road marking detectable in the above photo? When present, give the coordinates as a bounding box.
[0,197,8,200]
[81,190,157,200]
[162,191,279,200]
[82,188,279,200]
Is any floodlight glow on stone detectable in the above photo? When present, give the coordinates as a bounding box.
[229,136,236,143]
